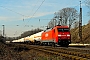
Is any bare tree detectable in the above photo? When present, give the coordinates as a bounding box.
[47,7,78,29]
[85,0,90,15]
[55,8,78,28]
[73,21,79,28]
[85,0,90,8]
[48,18,57,28]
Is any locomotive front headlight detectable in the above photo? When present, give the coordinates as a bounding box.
[67,34,70,36]
[58,34,61,36]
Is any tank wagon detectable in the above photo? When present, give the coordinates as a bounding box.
[24,31,44,44]
[41,25,71,46]
[12,38,25,43]
[11,31,44,44]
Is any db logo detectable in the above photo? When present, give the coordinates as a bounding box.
[45,33,48,37]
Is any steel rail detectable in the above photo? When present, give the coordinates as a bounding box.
[28,45,90,60]
[7,43,90,60]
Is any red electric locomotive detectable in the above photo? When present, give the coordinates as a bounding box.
[41,25,71,46]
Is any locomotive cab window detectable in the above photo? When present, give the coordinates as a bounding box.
[63,28,69,32]
[57,28,69,32]
[57,28,63,32]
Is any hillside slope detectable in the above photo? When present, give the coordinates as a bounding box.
[71,23,90,43]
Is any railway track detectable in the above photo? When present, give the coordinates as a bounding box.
[7,43,90,60]
[28,45,90,60]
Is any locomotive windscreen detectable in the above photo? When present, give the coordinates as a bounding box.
[57,28,69,32]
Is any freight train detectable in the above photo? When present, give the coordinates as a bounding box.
[11,25,71,46]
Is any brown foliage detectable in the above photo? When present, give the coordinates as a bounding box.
[71,23,90,43]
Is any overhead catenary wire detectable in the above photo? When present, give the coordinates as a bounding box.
[73,1,85,8]
[0,0,45,21]
[0,0,86,26]
[0,5,25,17]
[0,5,34,20]
[23,0,40,21]
[23,0,46,22]
[0,5,31,21]
[29,0,46,20]
[0,0,45,28]
[30,0,40,15]
[24,0,46,27]
[0,0,85,21]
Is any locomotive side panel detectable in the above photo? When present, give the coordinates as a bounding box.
[52,28,58,43]
[41,30,53,42]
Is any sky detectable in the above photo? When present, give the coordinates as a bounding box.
[0,0,89,37]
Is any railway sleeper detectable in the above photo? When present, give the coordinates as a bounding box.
[47,49,89,59]
[37,47,90,59]
[32,47,89,60]
[58,50,90,59]
[29,47,90,60]
[59,53,88,60]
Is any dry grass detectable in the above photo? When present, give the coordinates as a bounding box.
[71,23,90,43]
[0,43,63,60]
